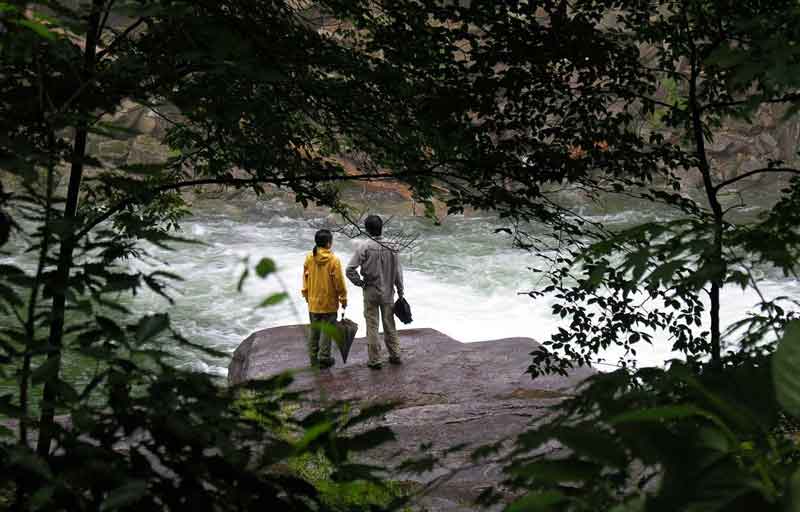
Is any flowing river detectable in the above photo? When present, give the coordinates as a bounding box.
[2,192,799,391]
[121,194,799,376]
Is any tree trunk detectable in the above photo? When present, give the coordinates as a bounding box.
[36,0,105,458]
[687,33,724,369]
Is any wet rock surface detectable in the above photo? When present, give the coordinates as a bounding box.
[229,325,594,510]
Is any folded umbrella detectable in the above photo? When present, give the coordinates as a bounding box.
[335,314,359,363]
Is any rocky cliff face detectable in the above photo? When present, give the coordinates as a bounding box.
[709,106,800,182]
[229,325,594,510]
[86,97,799,195]
[87,99,178,168]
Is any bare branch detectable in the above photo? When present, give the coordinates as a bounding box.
[713,167,800,192]
[721,190,747,215]
[703,92,800,112]
[310,204,420,253]
[97,16,147,60]
[97,0,116,37]
[76,171,424,241]
[76,176,266,240]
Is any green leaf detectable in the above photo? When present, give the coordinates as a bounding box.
[344,401,398,428]
[706,45,746,68]
[0,282,24,307]
[258,292,288,308]
[118,163,169,175]
[508,459,600,483]
[10,18,56,40]
[444,442,471,455]
[313,321,344,344]
[552,426,628,467]
[96,316,126,342]
[330,462,385,483]
[0,424,13,438]
[609,496,646,512]
[53,378,80,404]
[507,491,568,512]
[773,320,800,418]
[788,466,800,509]
[344,426,396,452]
[255,258,277,278]
[697,427,730,454]
[135,313,170,343]
[8,447,53,479]
[294,420,334,452]
[31,357,60,385]
[0,394,22,416]
[30,485,56,511]
[0,3,20,14]
[100,480,148,511]
[782,101,800,122]
[89,122,142,137]
[397,454,438,474]
[608,405,710,425]
[237,266,249,292]
[0,264,26,280]
[649,259,686,285]
[471,440,506,462]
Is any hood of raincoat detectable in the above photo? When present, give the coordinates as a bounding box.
[313,247,333,264]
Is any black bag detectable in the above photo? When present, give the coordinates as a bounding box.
[393,296,412,324]
[335,315,359,363]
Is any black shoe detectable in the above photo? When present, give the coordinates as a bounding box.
[319,358,335,369]
[367,362,383,370]
[389,357,403,365]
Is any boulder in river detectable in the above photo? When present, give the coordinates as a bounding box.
[229,325,594,510]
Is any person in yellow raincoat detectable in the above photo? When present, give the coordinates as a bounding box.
[302,229,348,368]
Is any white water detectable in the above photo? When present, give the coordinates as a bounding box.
[123,197,800,376]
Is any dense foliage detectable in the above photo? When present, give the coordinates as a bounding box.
[3,0,800,510]
[0,0,449,509]
[476,1,800,510]
[483,322,800,511]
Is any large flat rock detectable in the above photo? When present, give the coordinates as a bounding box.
[229,325,593,510]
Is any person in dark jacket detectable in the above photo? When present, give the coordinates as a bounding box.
[346,215,403,369]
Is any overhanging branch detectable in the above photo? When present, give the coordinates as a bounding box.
[713,167,800,192]
[703,92,800,112]
[76,171,426,240]
[97,17,147,60]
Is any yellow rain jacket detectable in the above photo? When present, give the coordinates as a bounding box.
[302,248,348,313]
